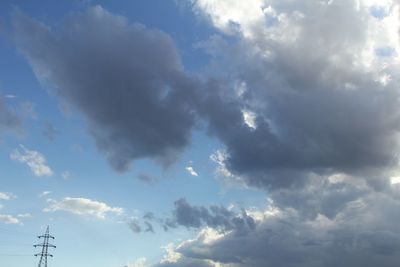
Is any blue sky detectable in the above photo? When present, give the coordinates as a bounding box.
[1,1,400,267]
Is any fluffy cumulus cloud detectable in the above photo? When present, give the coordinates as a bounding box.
[0,214,20,225]
[44,197,124,219]
[12,6,199,172]
[0,192,20,225]
[10,145,53,177]
[192,0,400,189]
[0,192,16,201]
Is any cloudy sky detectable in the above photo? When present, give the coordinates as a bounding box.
[0,0,400,266]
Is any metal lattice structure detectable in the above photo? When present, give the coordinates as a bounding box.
[34,226,56,267]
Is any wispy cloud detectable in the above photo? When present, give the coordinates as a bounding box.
[61,171,72,180]
[18,101,38,120]
[39,191,51,198]
[10,145,53,177]
[4,94,17,99]
[42,122,60,141]
[17,213,32,218]
[44,197,124,220]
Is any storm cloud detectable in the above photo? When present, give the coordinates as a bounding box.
[154,1,400,266]
[191,0,400,190]
[12,2,400,189]
[12,6,199,171]
[157,181,400,267]
[8,2,400,266]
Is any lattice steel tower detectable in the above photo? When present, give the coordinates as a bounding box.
[34,226,56,267]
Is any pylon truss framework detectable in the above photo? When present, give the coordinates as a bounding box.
[34,226,56,267]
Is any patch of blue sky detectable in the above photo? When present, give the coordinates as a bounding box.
[375,46,397,58]
[370,5,389,19]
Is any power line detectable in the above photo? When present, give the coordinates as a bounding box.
[0,253,32,257]
[0,226,34,236]
[34,226,56,267]
[0,242,33,247]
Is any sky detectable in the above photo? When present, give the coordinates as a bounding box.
[0,0,399,266]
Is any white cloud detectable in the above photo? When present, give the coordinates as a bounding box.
[185,166,198,177]
[390,176,400,185]
[126,258,147,267]
[0,192,16,201]
[44,197,124,219]
[193,0,400,71]
[160,243,182,264]
[10,145,53,177]
[39,191,51,198]
[0,214,20,225]
[210,150,246,187]
[192,0,266,37]
[242,109,257,129]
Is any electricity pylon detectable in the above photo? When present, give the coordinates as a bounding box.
[34,226,56,267]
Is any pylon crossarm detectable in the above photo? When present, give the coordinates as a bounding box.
[35,244,56,247]
[38,234,55,239]
[35,254,53,257]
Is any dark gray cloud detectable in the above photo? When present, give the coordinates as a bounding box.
[137,174,158,184]
[268,175,371,219]
[153,1,400,265]
[0,95,21,134]
[193,0,400,190]
[165,198,255,233]
[157,188,400,267]
[124,199,256,235]
[127,213,156,234]
[143,212,155,221]
[144,221,154,233]
[201,77,400,189]
[128,219,142,233]
[12,6,199,171]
